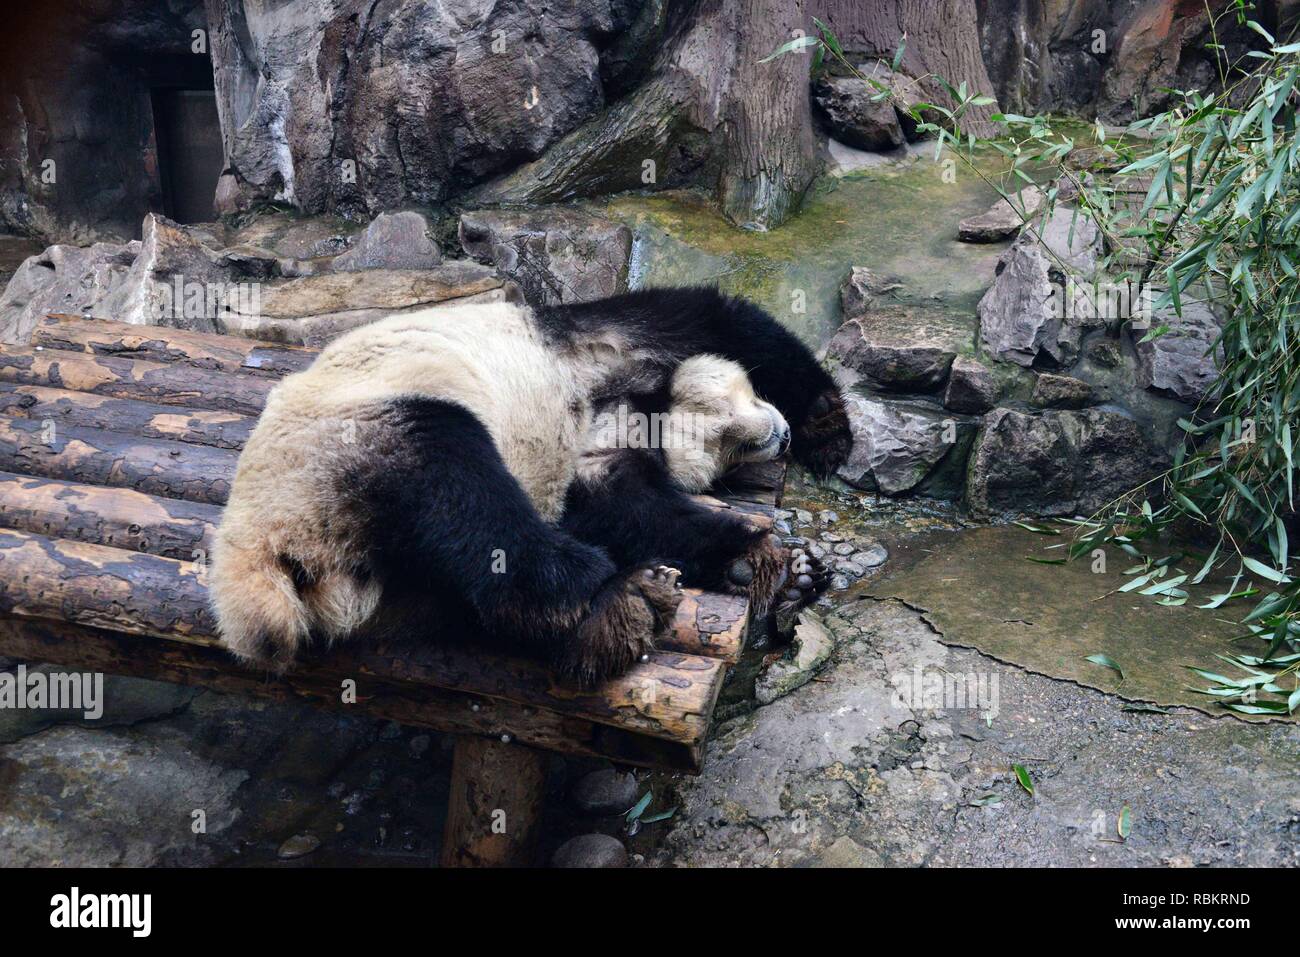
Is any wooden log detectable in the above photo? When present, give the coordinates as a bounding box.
[0,527,724,761]
[0,615,703,770]
[0,416,234,504]
[0,526,214,640]
[0,382,256,449]
[0,461,745,658]
[36,314,317,377]
[0,472,219,560]
[440,737,548,867]
[0,345,274,415]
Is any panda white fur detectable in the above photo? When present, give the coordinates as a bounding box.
[211,287,851,684]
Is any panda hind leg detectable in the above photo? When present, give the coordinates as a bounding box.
[345,397,683,685]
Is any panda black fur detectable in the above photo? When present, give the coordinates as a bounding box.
[210,286,851,684]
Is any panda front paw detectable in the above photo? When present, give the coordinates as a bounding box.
[725,534,829,614]
[793,388,852,477]
[559,565,683,687]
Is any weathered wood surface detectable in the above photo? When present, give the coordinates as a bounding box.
[0,313,793,773]
[0,415,234,504]
[0,345,274,415]
[36,315,316,377]
[0,472,218,560]
[440,737,547,867]
[0,526,723,767]
[0,382,256,449]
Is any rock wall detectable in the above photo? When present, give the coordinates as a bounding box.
[0,0,211,242]
[975,0,1300,120]
[205,0,634,219]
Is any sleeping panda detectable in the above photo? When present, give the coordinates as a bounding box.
[210,286,851,684]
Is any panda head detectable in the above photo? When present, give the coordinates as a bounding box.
[664,355,790,492]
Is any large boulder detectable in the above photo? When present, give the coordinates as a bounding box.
[331,212,441,272]
[966,407,1166,518]
[837,395,967,495]
[825,307,973,394]
[977,207,1103,367]
[1133,299,1221,404]
[208,0,631,217]
[459,208,632,305]
[812,76,905,151]
[0,240,139,343]
[97,214,249,333]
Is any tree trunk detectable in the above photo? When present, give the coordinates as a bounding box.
[471,0,821,231]
[810,0,1000,137]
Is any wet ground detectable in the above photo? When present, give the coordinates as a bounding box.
[591,142,1011,348]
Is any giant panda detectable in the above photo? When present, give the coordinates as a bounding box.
[210,286,851,684]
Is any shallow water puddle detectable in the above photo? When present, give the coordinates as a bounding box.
[862,524,1293,723]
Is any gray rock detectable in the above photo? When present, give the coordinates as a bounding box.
[460,207,632,306]
[1087,338,1123,368]
[837,395,959,495]
[813,76,905,151]
[805,835,885,868]
[207,0,623,216]
[571,768,639,816]
[832,542,856,556]
[755,612,836,705]
[826,307,972,393]
[855,543,889,568]
[943,356,998,414]
[840,266,879,318]
[1133,299,1221,404]
[332,211,442,272]
[277,833,322,860]
[958,186,1045,243]
[0,239,139,343]
[552,833,628,869]
[1031,372,1094,409]
[977,207,1104,367]
[214,261,508,345]
[967,407,1165,518]
[95,214,267,334]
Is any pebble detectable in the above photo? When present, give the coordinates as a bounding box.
[817,510,839,525]
[830,574,851,590]
[794,509,814,526]
[551,833,628,868]
[571,768,640,816]
[833,542,856,556]
[820,531,844,543]
[277,833,321,859]
[807,542,827,560]
[837,558,867,576]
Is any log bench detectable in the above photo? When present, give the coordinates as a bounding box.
[0,313,786,866]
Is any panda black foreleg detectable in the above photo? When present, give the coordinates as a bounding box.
[344,398,683,685]
[562,448,830,614]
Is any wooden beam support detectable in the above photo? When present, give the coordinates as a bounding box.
[0,615,704,770]
[0,382,256,449]
[0,527,725,768]
[36,314,317,377]
[440,737,548,867]
[0,345,275,415]
[0,416,235,504]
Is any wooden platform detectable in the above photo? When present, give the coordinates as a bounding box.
[0,314,785,862]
